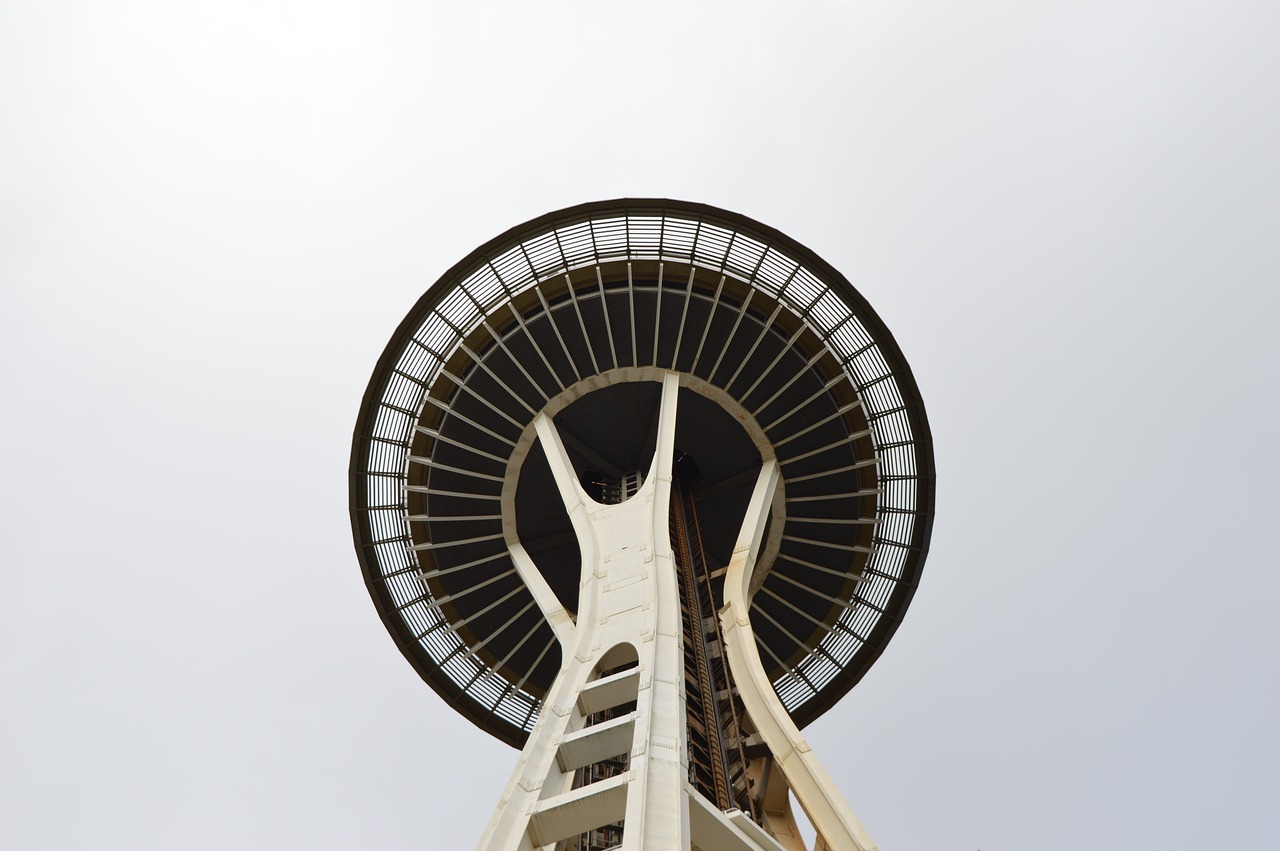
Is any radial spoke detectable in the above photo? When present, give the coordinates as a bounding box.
[752,629,819,698]
[783,458,877,484]
[415,425,509,464]
[406,486,500,501]
[627,262,638,367]
[479,318,553,404]
[772,401,862,449]
[751,349,828,417]
[409,457,504,483]
[671,267,696,370]
[778,430,870,466]
[594,267,619,370]
[725,302,784,393]
[458,599,536,660]
[423,395,517,447]
[506,300,566,394]
[785,488,879,503]
[533,286,581,383]
[762,375,846,433]
[412,532,506,551]
[652,262,664,367]
[456,342,538,416]
[417,550,509,580]
[690,274,726,375]
[754,590,846,672]
[563,274,600,375]
[708,288,754,385]
[739,323,807,403]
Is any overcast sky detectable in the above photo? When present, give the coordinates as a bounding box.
[2,2,1278,849]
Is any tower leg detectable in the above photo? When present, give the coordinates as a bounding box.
[719,462,879,851]
[475,374,691,851]
[475,372,879,851]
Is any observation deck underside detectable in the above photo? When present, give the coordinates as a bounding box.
[350,200,935,748]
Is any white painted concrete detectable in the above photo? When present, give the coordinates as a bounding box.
[478,371,873,850]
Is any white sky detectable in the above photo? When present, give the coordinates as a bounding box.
[2,2,1277,849]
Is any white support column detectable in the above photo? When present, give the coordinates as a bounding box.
[475,373,691,851]
[719,462,880,851]
[476,372,877,851]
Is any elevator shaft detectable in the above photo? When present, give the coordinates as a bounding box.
[670,463,757,820]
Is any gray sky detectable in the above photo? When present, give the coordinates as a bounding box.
[2,2,1277,849]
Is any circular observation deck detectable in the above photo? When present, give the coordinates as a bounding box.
[350,199,935,747]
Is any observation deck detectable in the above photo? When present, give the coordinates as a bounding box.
[349,199,935,748]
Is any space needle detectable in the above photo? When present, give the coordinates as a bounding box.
[349,199,935,850]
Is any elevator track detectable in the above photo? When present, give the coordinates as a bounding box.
[671,461,758,821]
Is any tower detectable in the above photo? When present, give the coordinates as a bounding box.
[349,199,935,850]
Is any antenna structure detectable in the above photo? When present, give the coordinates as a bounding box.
[350,199,935,850]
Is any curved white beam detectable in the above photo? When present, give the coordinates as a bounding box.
[533,411,596,549]
[720,460,880,851]
[477,374,693,851]
[507,541,575,649]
